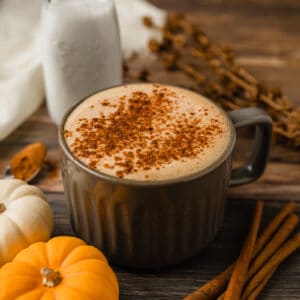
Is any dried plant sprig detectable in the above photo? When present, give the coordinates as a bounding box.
[139,12,300,148]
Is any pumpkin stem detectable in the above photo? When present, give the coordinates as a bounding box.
[41,267,62,287]
[0,203,5,213]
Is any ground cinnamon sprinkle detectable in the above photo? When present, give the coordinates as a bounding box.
[10,143,47,181]
[65,86,224,178]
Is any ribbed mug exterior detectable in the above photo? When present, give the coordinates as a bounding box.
[60,148,232,267]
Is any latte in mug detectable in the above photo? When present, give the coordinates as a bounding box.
[64,83,231,181]
[60,83,272,267]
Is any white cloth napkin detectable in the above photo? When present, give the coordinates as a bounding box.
[0,0,165,141]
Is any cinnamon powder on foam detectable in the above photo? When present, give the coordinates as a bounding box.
[64,85,225,179]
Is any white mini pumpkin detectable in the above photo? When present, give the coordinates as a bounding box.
[0,179,53,266]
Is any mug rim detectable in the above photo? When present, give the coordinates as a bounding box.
[58,83,236,187]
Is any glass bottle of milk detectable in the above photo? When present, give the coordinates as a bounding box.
[41,0,122,124]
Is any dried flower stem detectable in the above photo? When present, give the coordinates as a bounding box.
[141,12,300,148]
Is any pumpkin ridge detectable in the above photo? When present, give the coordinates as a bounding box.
[63,271,118,295]
[8,190,46,203]
[8,187,45,203]
[57,280,101,300]
[4,183,43,207]
[61,259,118,292]
[10,195,49,210]
[4,212,30,246]
[54,241,88,269]
[10,193,47,205]
[60,275,113,300]
[62,258,109,272]
[20,196,54,233]
[33,199,54,234]
[60,245,107,269]
[0,214,29,265]
[0,275,42,298]
[8,197,53,241]
[15,243,49,272]
[61,260,110,279]
[0,179,23,200]
[45,237,87,270]
[15,287,45,300]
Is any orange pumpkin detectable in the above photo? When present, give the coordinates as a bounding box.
[0,236,119,300]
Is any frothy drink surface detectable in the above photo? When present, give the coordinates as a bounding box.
[64,84,232,181]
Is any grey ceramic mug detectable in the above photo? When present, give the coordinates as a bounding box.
[59,86,272,268]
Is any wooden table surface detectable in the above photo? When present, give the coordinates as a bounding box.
[1,0,300,299]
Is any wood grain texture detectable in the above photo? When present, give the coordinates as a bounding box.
[0,0,299,298]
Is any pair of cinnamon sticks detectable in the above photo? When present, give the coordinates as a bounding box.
[184,201,299,300]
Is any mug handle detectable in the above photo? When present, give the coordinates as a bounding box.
[228,107,273,187]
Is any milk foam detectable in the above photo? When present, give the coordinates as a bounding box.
[64,84,232,181]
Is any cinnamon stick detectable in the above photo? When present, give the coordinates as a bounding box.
[183,202,296,300]
[243,267,277,300]
[253,202,296,257]
[248,213,299,279]
[242,231,300,299]
[223,201,263,300]
[217,211,299,300]
[183,265,234,300]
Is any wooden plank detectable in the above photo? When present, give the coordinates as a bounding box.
[229,162,300,201]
